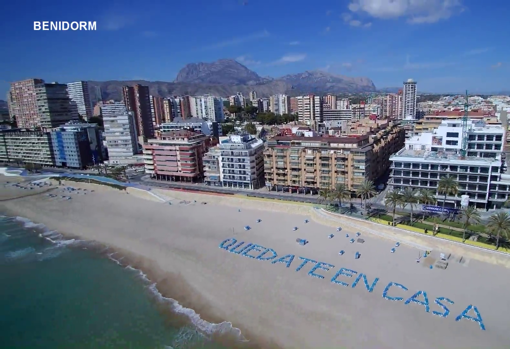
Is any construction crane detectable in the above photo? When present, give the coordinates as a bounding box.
[460,90,469,158]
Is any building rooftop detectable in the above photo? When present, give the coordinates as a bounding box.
[169,117,206,124]
[272,134,369,144]
[392,148,499,164]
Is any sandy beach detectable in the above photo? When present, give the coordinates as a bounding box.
[1,176,510,348]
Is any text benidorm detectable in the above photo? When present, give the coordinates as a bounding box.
[34,21,97,31]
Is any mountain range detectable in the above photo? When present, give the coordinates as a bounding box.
[88,59,377,101]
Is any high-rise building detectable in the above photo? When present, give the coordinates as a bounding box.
[289,97,298,114]
[151,96,165,126]
[297,95,322,127]
[249,91,257,101]
[8,78,44,129]
[180,96,192,118]
[36,82,79,129]
[66,81,93,121]
[0,129,55,166]
[402,79,418,120]
[102,102,139,164]
[269,94,289,115]
[90,85,102,106]
[323,94,337,110]
[143,130,209,182]
[122,84,154,140]
[336,99,350,110]
[384,93,402,120]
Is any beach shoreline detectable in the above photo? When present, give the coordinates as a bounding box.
[2,176,510,348]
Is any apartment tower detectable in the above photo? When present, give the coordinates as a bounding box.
[402,79,417,120]
[8,79,44,128]
[122,84,154,141]
[67,81,93,121]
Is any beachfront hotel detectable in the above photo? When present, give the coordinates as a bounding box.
[143,130,209,182]
[102,102,140,165]
[0,129,55,166]
[202,134,265,189]
[389,119,510,209]
[264,120,405,192]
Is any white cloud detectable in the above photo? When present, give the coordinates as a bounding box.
[202,30,270,50]
[236,55,261,66]
[373,54,455,71]
[465,47,491,56]
[289,41,301,45]
[323,26,331,33]
[341,12,371,28]
[491,62,503,69]
[347,0,463,24]
[318,64,331,71]
[269,54,307,66]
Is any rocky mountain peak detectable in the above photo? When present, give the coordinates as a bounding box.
[175,59,263,85]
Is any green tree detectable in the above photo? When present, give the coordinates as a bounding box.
[437,176,459,209]
[356,179,376,208]
[401,187,417,225]
[384,191,402,226]
[487,211,510,250]
[222,123,235,135]
[227,105,243,114]
[245,105,258,115]
[318,188,332,207]
[418,189,436,221]
[244,122,257,135]
[460,206,481,242]
[331,183,350,208]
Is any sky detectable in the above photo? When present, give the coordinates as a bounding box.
[0,0,508,98]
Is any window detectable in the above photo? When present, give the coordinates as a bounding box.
[446,132,459,138]
[446,140,458,146]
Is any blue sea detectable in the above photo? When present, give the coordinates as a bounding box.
[0,215,240,349]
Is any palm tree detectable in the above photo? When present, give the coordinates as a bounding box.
[384,190,402,226]
[486,212,510,250]
[460,206,481,242]
[318,188,331,207]
[356,179,377,208]
[437,176,459,209]
[418,189,436,221]
[331,183,350,208]
[401,187,417,225]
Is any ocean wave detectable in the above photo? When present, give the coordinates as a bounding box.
[5,247,35,260]
[122,264,247,344]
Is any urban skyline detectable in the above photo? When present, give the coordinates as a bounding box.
[0,0,508,99]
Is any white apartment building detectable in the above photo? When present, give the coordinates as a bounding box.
[191,96,224,122]
[336,99,350,110]
[204,134,265,189]
[269,94,288,115]
[402,79,417,120]
[66,81,93,121]
[102,102,139,164]
[297,95,322,127]
[229,93,245,107]
[389,119,509,209]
